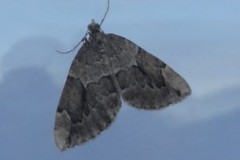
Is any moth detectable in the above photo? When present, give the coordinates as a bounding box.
[54,20,191,150]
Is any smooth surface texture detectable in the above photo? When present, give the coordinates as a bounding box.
[1,0,240,159]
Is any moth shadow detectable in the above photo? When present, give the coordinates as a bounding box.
[0,36,68,157]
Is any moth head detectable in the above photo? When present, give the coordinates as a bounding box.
[88,20,101,34]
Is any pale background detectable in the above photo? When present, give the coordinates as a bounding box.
[1,0,240,159]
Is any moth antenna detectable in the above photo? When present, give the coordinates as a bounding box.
[56,0,110,54]
[100,0,110,26]
[56,32,88,54]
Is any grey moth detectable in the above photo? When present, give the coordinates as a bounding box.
[54,21,191,150]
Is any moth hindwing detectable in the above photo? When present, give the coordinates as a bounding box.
[54,21,191,150]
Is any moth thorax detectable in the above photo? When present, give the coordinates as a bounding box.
[88,21,101,34]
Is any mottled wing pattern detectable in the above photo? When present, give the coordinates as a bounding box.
[54,32,121,150]
[107,33,191,109]
[54,22,191,151]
